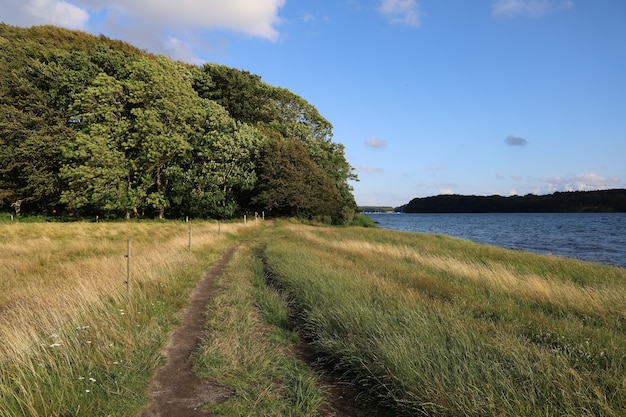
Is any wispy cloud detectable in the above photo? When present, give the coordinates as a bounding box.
[492,0,574,19]
[378,0,420,27]
[504,135,528,146]
[497,172,524,180]
[364,137,388,149]
[356,166,385,173]
[539,172,620,192]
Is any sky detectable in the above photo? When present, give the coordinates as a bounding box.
[2,0,625,207]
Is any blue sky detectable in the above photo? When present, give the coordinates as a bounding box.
[2,0,625,207]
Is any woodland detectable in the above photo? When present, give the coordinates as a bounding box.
[0,24,357,223]
[399,189,626,213]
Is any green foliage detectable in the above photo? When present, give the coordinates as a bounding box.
[0,24,356,220]
[351,213,378,227]
[253,138,346,223]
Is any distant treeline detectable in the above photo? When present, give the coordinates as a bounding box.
[399,189,626,213]
[358,206,395,213]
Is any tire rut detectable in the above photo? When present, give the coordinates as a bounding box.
[139,244,241,417]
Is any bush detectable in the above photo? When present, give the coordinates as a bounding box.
[351,213,377,227]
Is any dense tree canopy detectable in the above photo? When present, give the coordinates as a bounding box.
[253,137,346,223]
[0,24,357,222]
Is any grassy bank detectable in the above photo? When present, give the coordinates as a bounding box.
[0,220,257,416]
[3,219,625,416]
[260,221,626,416]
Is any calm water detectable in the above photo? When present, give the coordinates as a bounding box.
[366,213,626,268]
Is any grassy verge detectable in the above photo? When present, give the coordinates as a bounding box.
[4,219,625,416]
[260,221,626,416]
[191,241,328,416]
[0,220,258,416]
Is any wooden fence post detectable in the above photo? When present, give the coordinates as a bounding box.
[188,224,192,253]
[126,239,131,294]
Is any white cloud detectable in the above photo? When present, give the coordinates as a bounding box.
[1,0,89,30]
[364,137,387,149]
[119,0,285,40]
[164,36,203,64]
[1,0,285,62]
[539,172,620,192]
[492,0,574,18]
[439,188,454,195]
[496,172,506,179]
[509,189,519,195]
[378,0,420,27]
[511,174,523,180]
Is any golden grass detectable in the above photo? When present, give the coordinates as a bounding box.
[262,223,626,416]
[0,220,251,361]
[285,225,626,322]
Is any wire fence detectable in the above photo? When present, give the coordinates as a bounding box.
[0,218,257,364]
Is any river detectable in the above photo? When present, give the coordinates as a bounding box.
[365,212,626,268]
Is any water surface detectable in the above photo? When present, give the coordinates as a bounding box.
[366,213,626,268]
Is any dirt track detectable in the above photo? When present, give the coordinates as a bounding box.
[138,235,378,417]
[139,244,240,417]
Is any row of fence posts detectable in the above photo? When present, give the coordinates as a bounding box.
[124,213,263,294]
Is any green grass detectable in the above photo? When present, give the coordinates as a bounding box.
[351,213,378,227]
[259,222,626,416]
[3,219,625,416]
[191,242,327,416]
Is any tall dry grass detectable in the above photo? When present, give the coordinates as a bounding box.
[293,226,626,322]
[0,220,257,416]
[261,222,626,416]
[0,221,244,358]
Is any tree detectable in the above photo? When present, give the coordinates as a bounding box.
[0,49,84,213]
[253,137,344,222]
[175,100,265,219]
[124,56,199,218]
[60,72,132,217]
[196,65,357,216]
[0,24,358,219]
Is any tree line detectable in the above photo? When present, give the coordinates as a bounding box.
[0,24,357,223]
[399,189,626,213]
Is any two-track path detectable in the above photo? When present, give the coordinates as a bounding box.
[139,231,369,416]
[139,244,240,417]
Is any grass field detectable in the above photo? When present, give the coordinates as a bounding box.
[260,221,626,416]
[2,218,625,416]
[0,219,258,416]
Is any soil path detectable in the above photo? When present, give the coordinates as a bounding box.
[139,225,375,417]
[139,244,240,417]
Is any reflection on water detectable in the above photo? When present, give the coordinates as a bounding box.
[366,213,626,268]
